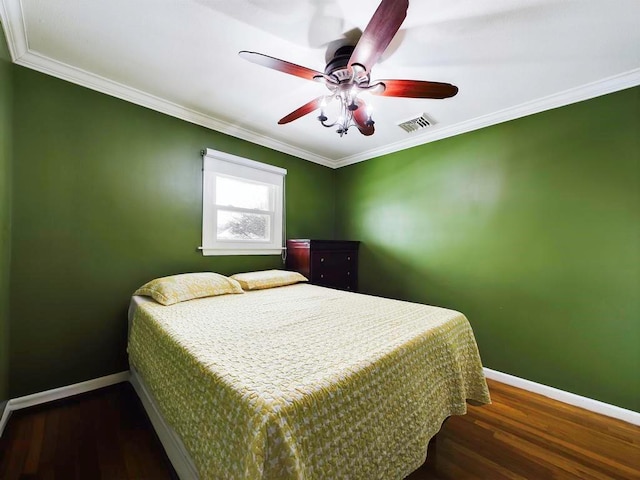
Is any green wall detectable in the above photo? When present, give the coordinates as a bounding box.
[336,87,640,411]
[0,22,12,410]
[10,66,336,397]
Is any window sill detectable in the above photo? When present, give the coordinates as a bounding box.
[200,248,283,256]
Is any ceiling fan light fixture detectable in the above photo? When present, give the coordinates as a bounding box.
[239,0,457,138]
[316,84,374,137]
[365,104,375,127]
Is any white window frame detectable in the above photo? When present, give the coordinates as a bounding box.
[201,148,286,256]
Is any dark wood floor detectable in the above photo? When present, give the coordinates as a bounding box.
[0,382,178,480]
[1,379,638,479]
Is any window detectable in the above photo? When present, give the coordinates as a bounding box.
[201,148,286,256]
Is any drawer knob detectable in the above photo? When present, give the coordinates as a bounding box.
[347,271,350,276]
[321,257,324,262]
[320,274,324,278]
[347,256,351,261]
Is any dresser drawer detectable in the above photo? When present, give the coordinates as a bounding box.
[311,252,357,291]
[286,239,360,292]
[311,251,355,271]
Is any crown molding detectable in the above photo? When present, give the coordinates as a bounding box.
[2,0,639,170]
[13,51,338,168]
[334,68,640,168]
[0,0,26,61]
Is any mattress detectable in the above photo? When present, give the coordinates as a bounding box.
[128,283,490,479]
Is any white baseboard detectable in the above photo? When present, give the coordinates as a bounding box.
[483,368,640,426]
[0,400,10,437]
[0,371,130,437]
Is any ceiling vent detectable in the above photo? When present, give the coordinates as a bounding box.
[397,114,434,133]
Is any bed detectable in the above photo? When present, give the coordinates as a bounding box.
[128,280,490,480]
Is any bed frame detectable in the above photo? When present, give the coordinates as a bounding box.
[130,367,199,480]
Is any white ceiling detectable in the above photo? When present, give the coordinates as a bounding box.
[1,0,639,168]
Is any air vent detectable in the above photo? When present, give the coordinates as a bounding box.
[397,114,434,133]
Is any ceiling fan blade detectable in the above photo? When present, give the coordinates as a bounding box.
[348,0,409,74]
[353,100,375,136]
[278,97,324,125]
[372,79,459,99]
[239,51,323,81]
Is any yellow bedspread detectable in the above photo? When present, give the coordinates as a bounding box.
[128,284,490,479]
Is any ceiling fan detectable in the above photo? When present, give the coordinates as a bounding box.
[239,0,458,137]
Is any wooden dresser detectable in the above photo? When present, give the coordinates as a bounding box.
[286,239,360,292]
